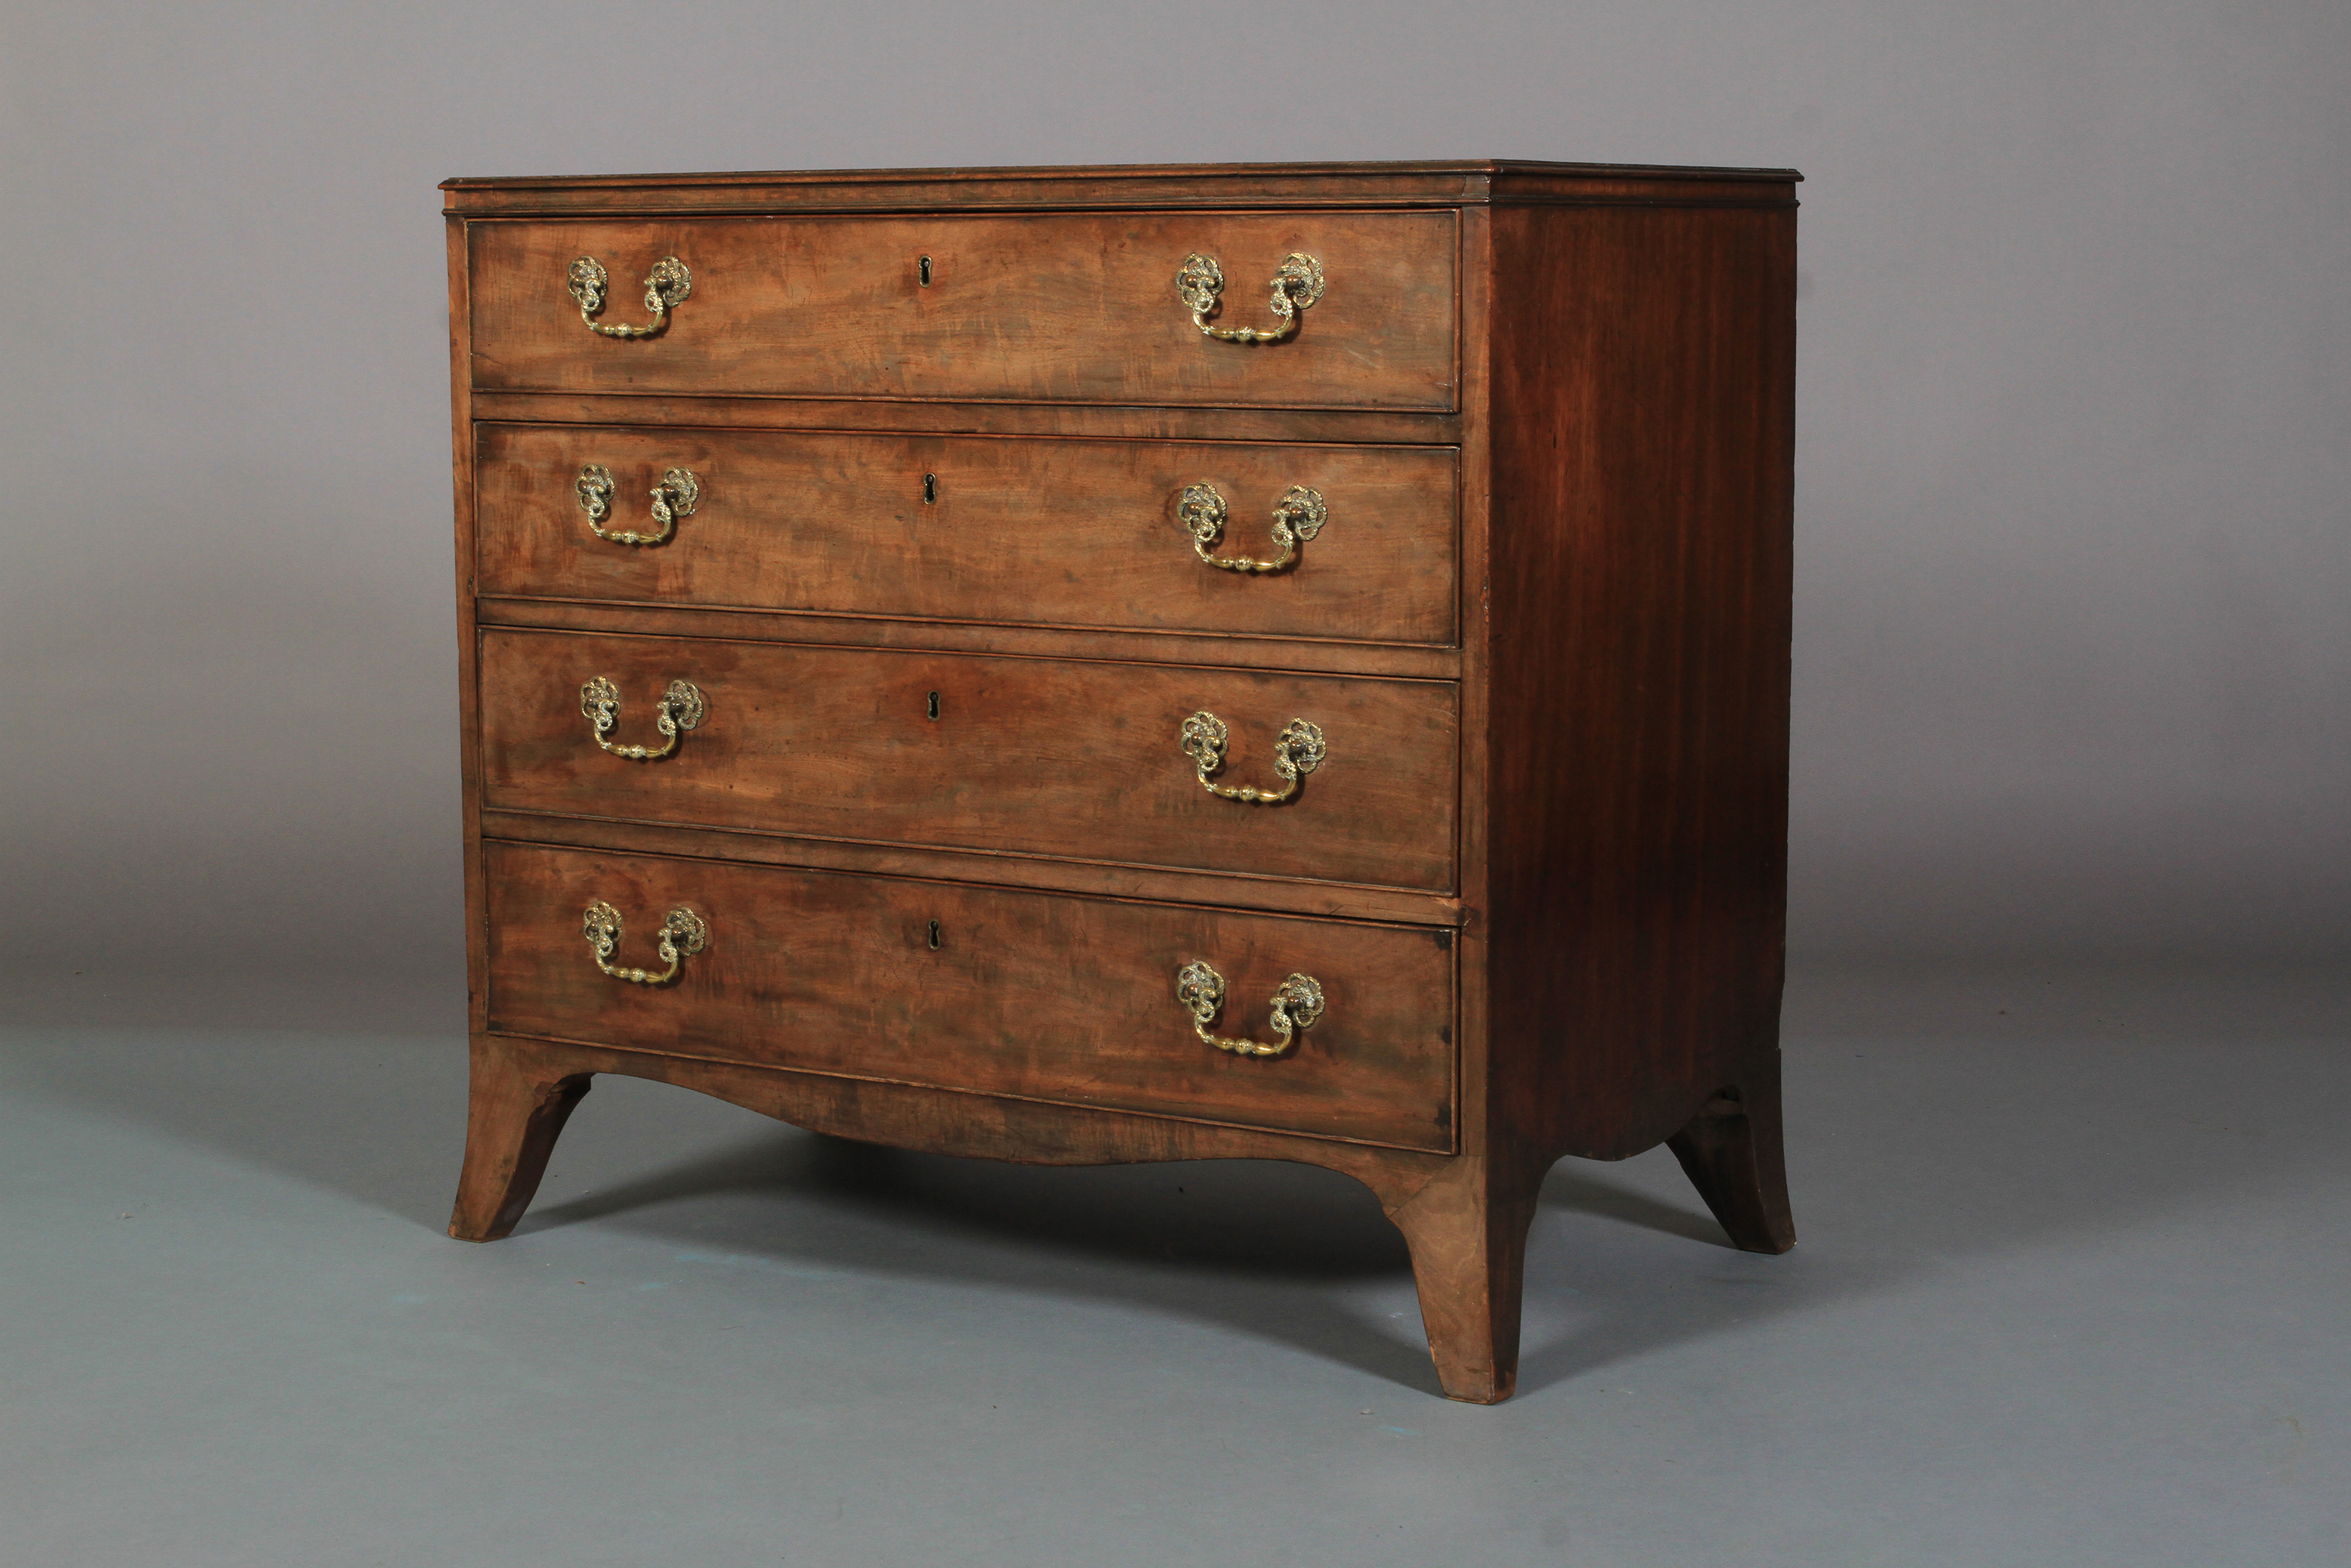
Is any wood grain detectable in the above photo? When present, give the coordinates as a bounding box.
[494,1031,1447,1171]
[1380,1149,1543,1404]
[1665,1058,1795,1255]
[467,212,1457,410]
[443,160,1804,1405]
[477,423,1457,644]
[477,597,1462,683]
[441,160,1799,218]
[478,627,1461,892]
[1480,200,1798,1167]
[470,390,1463,447]
[448,216,490,1041]
[447,1049,590,1242]
[481,813,1460,928]
[485,841,1458,1151]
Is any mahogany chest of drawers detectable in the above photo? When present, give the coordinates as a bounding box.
[441,160,1799,1403]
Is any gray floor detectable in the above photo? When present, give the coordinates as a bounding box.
[3,960,2346,1566]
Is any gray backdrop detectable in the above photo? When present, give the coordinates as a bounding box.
[4,0,2345,989]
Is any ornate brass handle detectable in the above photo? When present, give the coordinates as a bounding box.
[582,900,708,986]
[1177,483,1327,573]
[581,676,706,760]
[1176,962,1324,1058]
[566,255,692,338]
[576,465,698,546]
[1175,252,1323,342]
[1180,711,1325,803]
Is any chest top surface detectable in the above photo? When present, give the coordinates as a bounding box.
[441,157,1800,213]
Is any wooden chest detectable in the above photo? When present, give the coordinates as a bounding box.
[441,160,1799,1403]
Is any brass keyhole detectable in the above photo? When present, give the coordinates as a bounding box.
[922,473,937,505]
[927,919,942,951]
[926,691,940,720]
[918,256,933,287]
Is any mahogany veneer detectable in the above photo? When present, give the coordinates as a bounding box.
[444,160,1800,1403]
[477,628,1461,890]
[485,843,1457,1151]
[474,424,1461,642]
[467,210,1458,407]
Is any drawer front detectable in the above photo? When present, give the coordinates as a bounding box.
[485,843,1457,1151]
[467,212,1457,411]
[479,629,1457,893]
[477,425,1459,646]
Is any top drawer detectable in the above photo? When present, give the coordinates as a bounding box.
[466,212,1457,411]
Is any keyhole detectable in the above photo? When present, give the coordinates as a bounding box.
[918,256,933,287]
[926,691,940,720]
[922,473,937,505]
[927,919,942,951]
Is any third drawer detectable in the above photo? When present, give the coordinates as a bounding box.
[479,628,1459,892]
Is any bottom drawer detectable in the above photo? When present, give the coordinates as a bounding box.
[484,842,1457,1153]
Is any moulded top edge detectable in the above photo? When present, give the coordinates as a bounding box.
[440,160,1802,214]
[442,159,1802,188]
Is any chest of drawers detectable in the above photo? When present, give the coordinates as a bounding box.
[441,160,1799,1404]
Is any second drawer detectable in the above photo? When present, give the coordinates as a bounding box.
[476,424,1460,646]
[479,629,1460,891]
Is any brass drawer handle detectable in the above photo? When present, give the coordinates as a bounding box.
[581,900,708,986]
[1178,482,1327,574]
[1180,710,1325,804]
[1176,962,1324,1058]
[566,255,691,338]
[575,464,698,546]
[581,676,705,760]
[1176,252,1323,343]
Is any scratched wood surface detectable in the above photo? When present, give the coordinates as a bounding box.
[483,841,1457,1151]
[466,211,1457,410]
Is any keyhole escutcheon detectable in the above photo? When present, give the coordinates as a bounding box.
[926,691,940,721]
[918,256,933,287]
[922,473,937,505]
[927,919,942,951]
